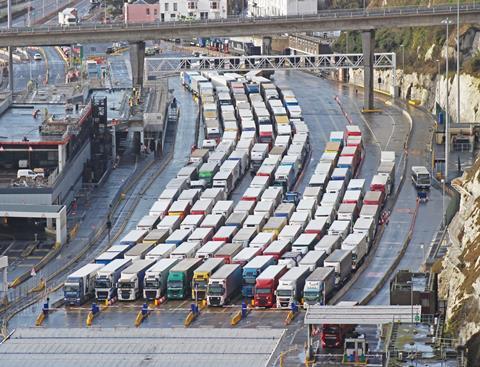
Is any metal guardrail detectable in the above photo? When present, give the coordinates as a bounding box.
[146,53,396,74]
[0,2,478,33]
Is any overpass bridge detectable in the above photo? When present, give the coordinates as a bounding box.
[2,2,479,108]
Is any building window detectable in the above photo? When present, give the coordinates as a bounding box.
[170,13,176,18]
[200,11,208,19]
[211,1,218,9]
[187,2,196,10]
[146,8,150,15]
[164,2,169,11]
[188,11,194,16]
[154,8,158,15]
[161,13,165,21]
[173,2,177,11]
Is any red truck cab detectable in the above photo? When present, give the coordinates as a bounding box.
[321,324,356,349]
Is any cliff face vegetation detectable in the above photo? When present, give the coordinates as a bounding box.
[438,159,480,347]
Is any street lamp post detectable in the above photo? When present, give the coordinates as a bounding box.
[400,44,405,71]
[442,17,452,187]
[456,0,461,125]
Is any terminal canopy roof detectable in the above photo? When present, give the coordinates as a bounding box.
[304,305,422,325]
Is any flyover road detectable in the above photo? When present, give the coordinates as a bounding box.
[0,3,479,46]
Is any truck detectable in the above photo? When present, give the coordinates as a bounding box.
[353,217,376,246]
[232,247,261,266]
[250,143,269,173]
[232,227,257,247]
[124,243,156,261]
[58,7,78,26]
[117,259,156,301]
[225,212,248,229]
[315,235,342,255]
[292,233,319,254]
[167,258,203,300]
[170,241,202,259]
[278,251,303,269]
[142,228,170,245]
[323,249,352,287]
[275,266,310,308]
[254,264,288,308]
[145,243,176,261]
[137,215,160,231]
[298,250,327,272]
[214,242,243,264]
[242,255,276,297]
[212,225,238,242]
[274,203,296,221]
[302,267,336,308]
[192,258,225,300]
[263,239,291,260]
[196,241,225,259]
[143,258,180,300]
[64,263,104,305]
[95,251,122,265]
[341,233,368,270]
[207,264,243,306]
[94,259,132,301]
[149,200,172,219]
[119,229,147,247]
[212,200,234,217]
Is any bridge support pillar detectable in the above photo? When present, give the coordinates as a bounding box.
[262,37,272,55]
[129,41,145,88]
[362,29,375,110]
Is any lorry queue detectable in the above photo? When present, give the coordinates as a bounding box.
[64,70,396,313]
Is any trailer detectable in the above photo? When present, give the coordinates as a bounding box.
[263,239,291,260]
[324,249,352,286]
[196,241,225,259]
[242,255,276,297]
[167,258,203,300]
[117,259,156,301]
[64,263,104,305]
[275,266,310,308]
[124,243,156,261]
[207,264,243,306]
[302,267,336,308]
[299,250,327,272]
[170,241,202,260]
[143,258,180,300]
[254,264,288,308]
[214,242,243,264]
[342,233,368,270]
[192,258,225,301]
[94,259,132,301]
[145,243,176,261]
[315,235,342,255]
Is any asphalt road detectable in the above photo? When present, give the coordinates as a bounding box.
[339,93,444,305]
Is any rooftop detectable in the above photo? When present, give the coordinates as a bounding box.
[0,327,284,367]
[0,104,83,144]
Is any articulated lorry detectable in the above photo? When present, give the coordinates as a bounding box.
[64,263,104,305]
[302,267,335,308]
[254,264,287,308]
[117,259,156,301]
[192,258,225,300]
[324,249,352,287]
[275,266,310,308]
[242,255,276,298]
[207,264,242,306]
[143,258,180,300]
[167,258,203,300]
[94,259,132,301]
